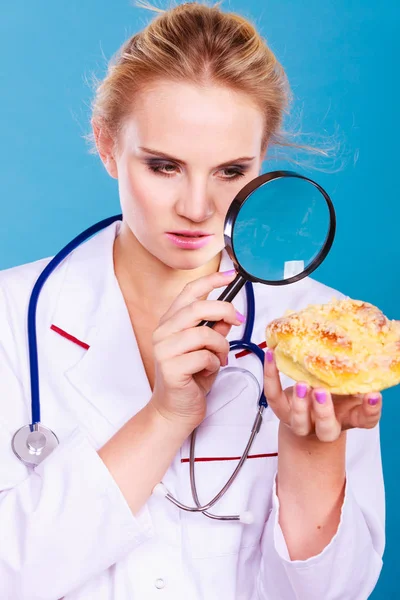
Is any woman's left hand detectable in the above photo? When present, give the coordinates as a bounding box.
[264,348,383,442]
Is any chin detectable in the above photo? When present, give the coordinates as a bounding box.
[156,243,224,271]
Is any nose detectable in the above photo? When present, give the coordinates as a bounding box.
[174,178,215,223]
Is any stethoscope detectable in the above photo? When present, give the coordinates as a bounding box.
[11,170,336,524]
[11,214,125,467]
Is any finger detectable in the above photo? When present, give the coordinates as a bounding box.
[161,350,221,387]
[160,270,238,322]
[154,325,230,368]
[312,388,342,442]
[346,392,382,430]
[264,348,290,422]
[290,382,313,436]
[212,319,234,340]
[155,299,243,341]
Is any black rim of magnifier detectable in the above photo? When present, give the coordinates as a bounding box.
[224,170,336,286]
[197,170,336,328]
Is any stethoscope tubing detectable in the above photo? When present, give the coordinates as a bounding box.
[188,407,264,521]
[28,214,122,426]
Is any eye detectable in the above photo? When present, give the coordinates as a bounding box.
[219,167,247,181]
[146,161,179,177]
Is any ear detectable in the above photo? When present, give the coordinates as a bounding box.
[92,119,118,179]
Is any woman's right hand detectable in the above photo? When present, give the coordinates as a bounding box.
[149,269,244,433]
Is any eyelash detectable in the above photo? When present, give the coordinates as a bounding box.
[146,162,247,181]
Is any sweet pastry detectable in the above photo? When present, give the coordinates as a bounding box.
[265,298,400,394]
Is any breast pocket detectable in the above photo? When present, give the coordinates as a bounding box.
[178,373,279,559]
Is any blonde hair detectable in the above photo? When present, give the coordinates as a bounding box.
[88,1,336,164]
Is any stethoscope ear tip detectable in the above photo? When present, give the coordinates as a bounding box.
[239,510,254,525]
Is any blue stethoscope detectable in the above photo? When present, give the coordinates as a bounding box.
[11,214,267,524]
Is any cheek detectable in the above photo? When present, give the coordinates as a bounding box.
[119,163,172,218]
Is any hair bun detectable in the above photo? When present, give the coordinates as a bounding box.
[265,298,400,394]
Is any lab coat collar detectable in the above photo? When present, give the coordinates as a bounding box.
[51,221,249,430]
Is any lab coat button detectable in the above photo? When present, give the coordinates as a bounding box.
[155,578,166,589]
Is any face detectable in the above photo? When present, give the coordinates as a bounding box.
[99,80,265,271]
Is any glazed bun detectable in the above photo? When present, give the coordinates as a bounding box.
[265,298,400,395]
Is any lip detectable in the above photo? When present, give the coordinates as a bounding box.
[165,232,214,250]
[168,230,211,237]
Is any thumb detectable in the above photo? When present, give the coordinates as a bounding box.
[264,348,284,400]
[264,347,291,420]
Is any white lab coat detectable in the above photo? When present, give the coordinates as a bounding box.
[0,221,385,600]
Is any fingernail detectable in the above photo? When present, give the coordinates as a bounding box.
[236,310,245,323]
[266,349,274,363]
[368,394,380,406]
[315,390,326,404]
[222,269,236,276]
[296,383,308,398]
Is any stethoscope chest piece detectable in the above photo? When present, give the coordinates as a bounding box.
[11,424,59,467]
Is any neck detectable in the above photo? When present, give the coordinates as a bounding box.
[113,222,221,318]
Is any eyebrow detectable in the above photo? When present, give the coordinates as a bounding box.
[139,146,256,168]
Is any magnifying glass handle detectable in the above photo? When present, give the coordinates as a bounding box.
[197,273,247,328]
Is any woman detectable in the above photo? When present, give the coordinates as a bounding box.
[0,2,384,599]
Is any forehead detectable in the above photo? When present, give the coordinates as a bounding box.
[121,80,265,162]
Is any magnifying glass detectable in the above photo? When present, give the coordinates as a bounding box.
[199,170,336,327]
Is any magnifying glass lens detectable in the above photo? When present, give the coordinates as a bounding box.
[231,175,333,283]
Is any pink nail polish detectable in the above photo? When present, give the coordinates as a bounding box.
[296,383,308,398]
[315,390,326,404]
[222,269,236,276]
[266,349,274,363]
[236,310,245,323]
[368,395,380,406]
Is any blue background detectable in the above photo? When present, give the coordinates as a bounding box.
[0,1,398,597]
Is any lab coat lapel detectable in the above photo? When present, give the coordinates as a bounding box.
[64,285,152,430]
[51,222,152,430]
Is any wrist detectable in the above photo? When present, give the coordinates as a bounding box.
[277,421,346,493]
[144,400,196,443]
